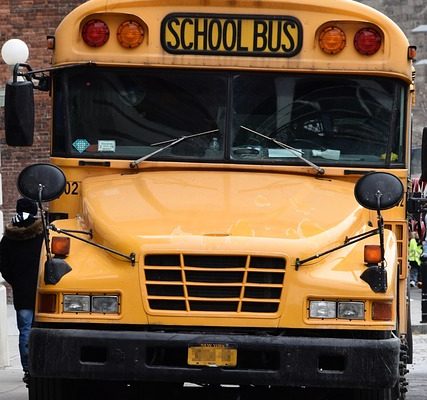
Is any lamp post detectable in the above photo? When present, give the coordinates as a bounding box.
[0,38,29,367]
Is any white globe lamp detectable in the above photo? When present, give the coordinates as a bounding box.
[1,39,29,66]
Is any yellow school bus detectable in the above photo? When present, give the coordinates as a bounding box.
[2,0,419,399]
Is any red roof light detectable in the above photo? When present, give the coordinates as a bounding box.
[82,19,110,47]
[354,28,382,56]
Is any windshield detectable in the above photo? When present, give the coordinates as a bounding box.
[53,67,406,168]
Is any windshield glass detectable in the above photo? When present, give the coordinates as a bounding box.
[53,67,406,167]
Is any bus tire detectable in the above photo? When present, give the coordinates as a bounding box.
[355,382,408,400]
[28,377,66,400]
[352,388,394,400]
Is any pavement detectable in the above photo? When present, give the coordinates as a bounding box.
[410,286,427,334]
[0,303,27,400]
[0,288,426,399]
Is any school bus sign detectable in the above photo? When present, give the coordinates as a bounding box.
[161,13,303,57]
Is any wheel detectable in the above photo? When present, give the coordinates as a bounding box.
[140,382,183,399]
[29,377,66,400]
[352,388,396,400]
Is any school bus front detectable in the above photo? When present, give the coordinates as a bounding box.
[32,166,404,390]
[2,0,415,398]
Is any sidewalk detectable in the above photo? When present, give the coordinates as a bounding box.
[410,286,427,334]
[0,304,27,400]
[0,291,426,399]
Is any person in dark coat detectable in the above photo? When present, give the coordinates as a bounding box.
[0,198,43,384]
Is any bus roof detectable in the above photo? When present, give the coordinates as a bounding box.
[53,0,412,81]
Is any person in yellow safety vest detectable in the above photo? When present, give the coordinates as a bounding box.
[409,231,423,287]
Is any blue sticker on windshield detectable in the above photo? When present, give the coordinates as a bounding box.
[73,139,90,153]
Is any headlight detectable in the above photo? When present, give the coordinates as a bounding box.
[309,300,365,320]
[309,301,336,318]
[63,294,120,314]
[337,301,365,320]
[63,295,90,312]
[92,296,119,313]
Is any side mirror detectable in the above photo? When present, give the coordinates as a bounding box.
[354,172,404,211]
[354,172,403,293]
[421,127,427,182]
[17,163,69,285]
[4,80,35,146]
[17,163,66,202]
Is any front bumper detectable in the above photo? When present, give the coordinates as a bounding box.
[29,327,399,389]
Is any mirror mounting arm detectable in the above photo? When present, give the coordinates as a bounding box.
[12,62,32,83]
[49,224,136,266]
[12,62,95,92]
[375,190,386,266]
[12,62,50,91]
[295,228,379,270]
[37,184,52,262]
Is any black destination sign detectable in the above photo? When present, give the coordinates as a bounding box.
[161,13,303,57]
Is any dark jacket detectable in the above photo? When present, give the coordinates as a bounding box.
[0,219,44,310]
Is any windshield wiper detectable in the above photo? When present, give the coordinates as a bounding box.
[130,129,219,168]
[240,126,325,175]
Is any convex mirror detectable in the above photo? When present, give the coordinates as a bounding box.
[17,163,66,202]
[354,172,404,210]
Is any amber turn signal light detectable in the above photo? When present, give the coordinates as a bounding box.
[408,46,417,60]
[51,236,70,256]
[372,301,393,321]
[364,245,382,264]
[47,35,55,50]
[38,293,57,314]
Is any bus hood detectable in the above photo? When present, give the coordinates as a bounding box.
[81,169,367,255]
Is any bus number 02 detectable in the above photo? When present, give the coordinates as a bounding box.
[65,181,79,195]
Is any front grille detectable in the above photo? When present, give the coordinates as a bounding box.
[384,222,405,277]
[144,254,286,313]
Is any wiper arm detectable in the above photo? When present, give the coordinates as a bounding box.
[130,129,219,168]
[240,126,324,175]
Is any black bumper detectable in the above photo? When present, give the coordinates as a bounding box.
[29,327,400,389]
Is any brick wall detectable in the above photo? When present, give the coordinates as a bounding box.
[0,0,426,223]
[0,0,85,224]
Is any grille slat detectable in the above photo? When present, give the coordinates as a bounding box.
[144,254,286,314]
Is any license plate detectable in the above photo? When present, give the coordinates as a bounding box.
[188,344,237,367]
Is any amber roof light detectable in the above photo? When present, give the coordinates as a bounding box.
[319,26,346,55]
[117,21,144,48]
